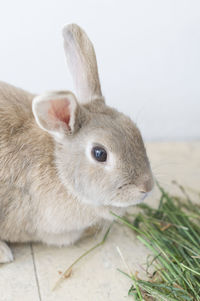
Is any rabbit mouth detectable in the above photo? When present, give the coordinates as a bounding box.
[108,191,150,208]
[107,180,154,208]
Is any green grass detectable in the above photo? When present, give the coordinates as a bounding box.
[113,183,200,301]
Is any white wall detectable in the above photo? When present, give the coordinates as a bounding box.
[0,0,199,140]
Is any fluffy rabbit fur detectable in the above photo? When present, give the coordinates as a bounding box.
[0,24,154,263]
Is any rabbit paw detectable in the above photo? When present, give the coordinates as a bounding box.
[0,241,13,263]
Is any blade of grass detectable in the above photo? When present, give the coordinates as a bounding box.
[116,183,200,301]
[52,224,112,291]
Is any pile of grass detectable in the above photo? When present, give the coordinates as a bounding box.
[114,183,200,301]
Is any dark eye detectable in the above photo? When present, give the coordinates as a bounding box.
[92,146,107,162]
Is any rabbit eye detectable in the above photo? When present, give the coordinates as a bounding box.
[91,146,107,162]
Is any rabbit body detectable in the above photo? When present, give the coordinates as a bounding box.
[0,24,154,263]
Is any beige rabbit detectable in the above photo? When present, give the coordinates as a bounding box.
[0,24,154,263]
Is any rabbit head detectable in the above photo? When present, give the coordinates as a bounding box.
[32,24,154,213]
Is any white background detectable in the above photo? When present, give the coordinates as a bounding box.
[0,0,199,141]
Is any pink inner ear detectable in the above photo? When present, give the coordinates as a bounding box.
[48,98,70,127]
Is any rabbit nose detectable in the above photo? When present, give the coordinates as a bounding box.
[138,176,154,193]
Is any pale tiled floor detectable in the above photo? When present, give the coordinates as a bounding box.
[1,142,200,301]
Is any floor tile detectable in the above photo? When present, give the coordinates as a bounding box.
[0,243,40,301]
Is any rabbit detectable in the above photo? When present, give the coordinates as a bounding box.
[0,24,154,263]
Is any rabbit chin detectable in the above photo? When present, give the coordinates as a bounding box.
[95,202,144,221]
[83,193,149,221]
[94,205,127,221]
[109,192,149,208]
[94,198,144,221]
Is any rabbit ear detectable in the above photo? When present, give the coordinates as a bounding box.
[63,23,103,103]
[32,91,80,140]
